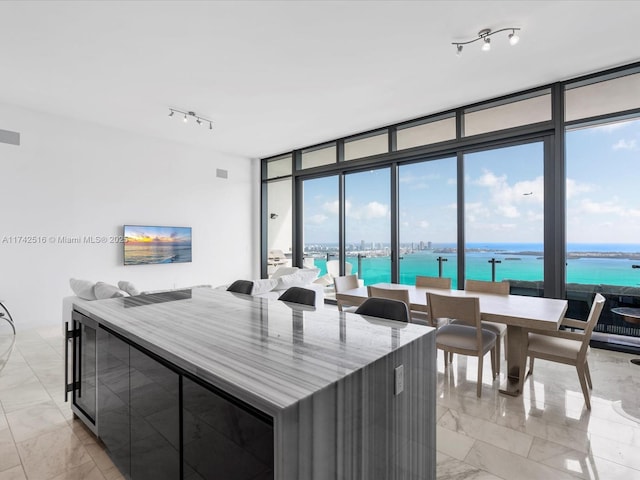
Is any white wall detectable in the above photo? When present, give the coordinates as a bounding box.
[0,103,257,328]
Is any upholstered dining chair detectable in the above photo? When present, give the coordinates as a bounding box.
[415,275,452,289]
[427,292,497,397]
[367,285,424,324]
[522,293,605,409]
[355,297,410,323]
[278,286,316,307]
[334,274,360,312]
[459,279,510,375]
[226,280,254,295]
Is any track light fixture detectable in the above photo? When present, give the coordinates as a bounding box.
[452,27,521,55]
[168,108,213,131]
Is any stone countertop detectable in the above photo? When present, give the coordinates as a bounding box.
[73,287,433,416]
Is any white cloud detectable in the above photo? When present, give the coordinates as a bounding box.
[465,202,490,223]
[307,214,327,224]
[474,171,506,188]
[364,201,388,219]
[581,198,623,215]
[566,178,593,199]
[470,169,544,221]
[527,211,544,222]
[612,139,637,151]
[577,197,640,218]
[345,200,388,220]
[322,200,339,215]
[497,205,520,218]
[418,220,429,228]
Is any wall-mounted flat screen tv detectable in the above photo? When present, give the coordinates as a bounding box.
[124,225,192,265]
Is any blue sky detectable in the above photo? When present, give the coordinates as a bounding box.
[303,117,640,246]
[566,118,640,244]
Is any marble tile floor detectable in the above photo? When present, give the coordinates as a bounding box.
[1,325,640,479]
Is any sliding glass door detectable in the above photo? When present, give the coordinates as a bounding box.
[302,175,339,285]
[464,142,545,294]
[566,117,640,335]
[398,157,458,287]
[345,168,391,285]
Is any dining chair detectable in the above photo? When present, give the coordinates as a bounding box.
[334,274,360,312]
[459,279,510,375]
[278,286,316,307]
[415,275,452,289]
[427,292,497,397]
[522,293,605,409]
[226,280,254,295]
[414,277,451,327]
[367,285,427,325]
[355,297,409,323]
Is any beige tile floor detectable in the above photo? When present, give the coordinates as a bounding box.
[1,325,640,479]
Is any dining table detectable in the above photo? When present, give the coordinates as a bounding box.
[336,282,568,396]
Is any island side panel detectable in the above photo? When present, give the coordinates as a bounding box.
[275,331,436,480]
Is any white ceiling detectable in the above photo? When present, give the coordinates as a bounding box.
[1,1,639,159]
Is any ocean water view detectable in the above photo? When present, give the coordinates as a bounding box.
[124,244,192,265]
[307,243,640,289]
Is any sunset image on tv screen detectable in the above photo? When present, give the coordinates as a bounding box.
[124,225,192,265]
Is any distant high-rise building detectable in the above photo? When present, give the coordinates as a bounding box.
[419,241,425,250]
[360,239,365,250]
[428,241,432,249]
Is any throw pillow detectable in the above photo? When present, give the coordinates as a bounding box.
[69,278,97,300]
[118,280,140,296]
[299,267,320,283]
[251,278,278,295]
[271,267,299,279]
[273,268,320,291]
[94,282,129,299]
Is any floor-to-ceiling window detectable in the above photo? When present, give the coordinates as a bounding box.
[464,142,545,290]
[302,175,339,278]
[345,168,391,285]
[564,68,640,343]
[398,157,458,286]
[261,62,640,352]
[566,117,640,335]
[264,155,292,277]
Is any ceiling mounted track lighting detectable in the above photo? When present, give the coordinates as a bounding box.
[452,27,521,56]
[168,108,213,130]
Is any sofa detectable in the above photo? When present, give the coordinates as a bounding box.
[63,268,326,328]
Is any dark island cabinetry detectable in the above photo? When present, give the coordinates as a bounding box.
[97,328,182,480]
[70,310,274,480]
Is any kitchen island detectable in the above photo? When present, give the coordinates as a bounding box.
[66,287,436,479]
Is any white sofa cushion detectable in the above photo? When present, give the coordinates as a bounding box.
[273,268,320,291]
[251,278,278,295]
[69,278,97,300]
[94,282,129,299]
[118,280,140,296]
[271,266,299,279]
